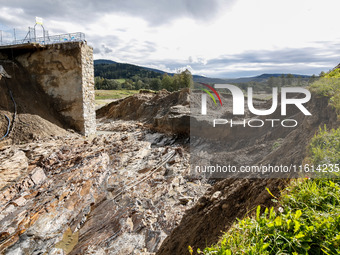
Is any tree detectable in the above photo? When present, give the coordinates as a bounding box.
[297,76,302,86]
[286,74,294,86]
[94,77,104,89]
[179,69,193,88]
[150,78,162,91]
[267,77,275,87]
[161,74,173,91]
[280,74,286,87]
[309,74,317,84]
[131,75,141,82]
[135,80,144,90]
[122,79,134,90]
[172,74,180,91]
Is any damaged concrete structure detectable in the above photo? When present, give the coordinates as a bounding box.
[0,42,96,136]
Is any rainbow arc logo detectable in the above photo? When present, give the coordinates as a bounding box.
[199,83,223,115]
[199,82,223,106]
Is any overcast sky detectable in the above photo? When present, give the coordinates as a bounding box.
[1,0,340,78]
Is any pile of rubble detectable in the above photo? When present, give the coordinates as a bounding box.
[0,120,210,254]
[2,86,338,255]
[97,89,190,135]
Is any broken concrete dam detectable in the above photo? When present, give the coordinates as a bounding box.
[0,41,96,142]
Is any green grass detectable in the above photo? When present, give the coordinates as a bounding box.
[95,89,139,100]
[324,69,340,78]
[309,70,340,116]
[307,126,340,167]
[114,78,126,84]
[194,127,340,255]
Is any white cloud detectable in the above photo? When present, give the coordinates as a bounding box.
[0,0,340,77]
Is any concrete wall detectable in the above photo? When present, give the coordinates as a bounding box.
[0,42,96,136]
[80,43,96,136]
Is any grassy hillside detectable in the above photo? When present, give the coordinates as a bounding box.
[194,127,340,255]
[310,68,340,116]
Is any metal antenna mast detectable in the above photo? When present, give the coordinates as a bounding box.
[34,17,45,44]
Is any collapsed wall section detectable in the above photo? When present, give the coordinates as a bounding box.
[0,42,96,136]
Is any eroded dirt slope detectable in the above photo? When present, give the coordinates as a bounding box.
[157,94,339,255]
[97,89,190,135]
[0,61,69,144]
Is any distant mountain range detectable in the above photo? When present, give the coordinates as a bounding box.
[94,59,311,83]
[221,73,311,84]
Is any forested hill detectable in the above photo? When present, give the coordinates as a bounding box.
[94,59,312,84]
[94,59,165,79]
[93,59,314,91]
[94,60,193,91]
[94,59,209,81]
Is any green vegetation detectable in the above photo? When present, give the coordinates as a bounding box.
[114,78,126,84]
[324,68,340,78]
[271,138,283,150]
[308,126,340,167]
[194,68,340,255]
[309,69,340,116]
[94,62,193,92]
[195,127,340,255]
[234,74,312,93]
[95,90,139,100]
[94,62,162,80]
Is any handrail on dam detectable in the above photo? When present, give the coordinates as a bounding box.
[0,32,86,46]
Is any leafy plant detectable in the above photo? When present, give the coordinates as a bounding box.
[309,72,340,116]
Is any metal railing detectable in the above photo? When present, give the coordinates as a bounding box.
[0,32,86,46]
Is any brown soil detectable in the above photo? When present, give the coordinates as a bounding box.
[0,61,70,144]
[157,178,286,255]
[156,94,340,255]
[95,88,339,254]
[97,89,190,134]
